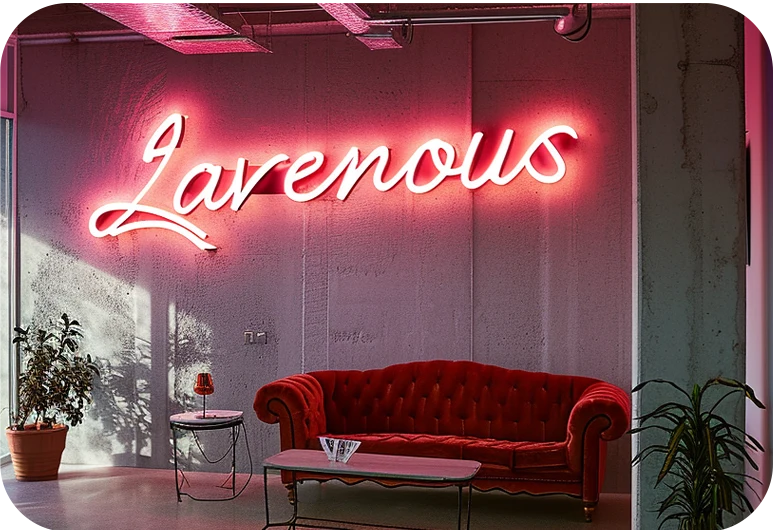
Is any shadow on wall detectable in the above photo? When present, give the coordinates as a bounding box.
[20,233,213,467]
[164,305,219,469]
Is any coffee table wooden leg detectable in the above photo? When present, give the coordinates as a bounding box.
[285,483,296,504]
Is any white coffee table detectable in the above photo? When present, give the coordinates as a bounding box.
[262,449,481,530]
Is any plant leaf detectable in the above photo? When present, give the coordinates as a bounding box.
[633,379,691,399]
[657,419,686,484]
[708,377,766,409]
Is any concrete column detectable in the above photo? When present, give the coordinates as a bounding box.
[633,4,746,529]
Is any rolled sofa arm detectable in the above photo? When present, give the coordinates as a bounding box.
[254,374,327,451]
[566,381,631,474]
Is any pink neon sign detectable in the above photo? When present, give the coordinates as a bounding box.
[89,114,578,250]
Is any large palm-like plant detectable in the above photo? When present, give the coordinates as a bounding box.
[631,377,765,530]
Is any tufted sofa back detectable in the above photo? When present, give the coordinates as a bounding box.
[309,360,600,443]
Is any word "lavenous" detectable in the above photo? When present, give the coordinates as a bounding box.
[89,114,578,250]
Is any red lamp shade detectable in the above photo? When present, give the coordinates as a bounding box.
[194,373,214,396]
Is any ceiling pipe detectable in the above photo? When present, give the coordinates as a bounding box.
[317,3,592,49]
[240,21,347,38]
[17,30,146,46]
[17,23,349,46]
[359,6,572,26]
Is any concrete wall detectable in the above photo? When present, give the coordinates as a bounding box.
[633,4,748,528]
[16,20,632,491]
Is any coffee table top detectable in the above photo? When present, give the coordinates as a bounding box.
[263,449,481,483]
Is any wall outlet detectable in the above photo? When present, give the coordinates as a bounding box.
[244,330,267,345]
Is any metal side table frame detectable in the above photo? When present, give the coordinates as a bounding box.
[170,414,252,502]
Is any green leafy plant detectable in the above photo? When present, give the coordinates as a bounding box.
[631,377,765,530]
[9,313,100,430]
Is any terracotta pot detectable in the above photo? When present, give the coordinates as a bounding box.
[5,424,69,481]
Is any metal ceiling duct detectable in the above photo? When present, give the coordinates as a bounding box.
[318,3,407,50]
[317,3,371,34]
[354,25,411,50]
[84,3,270,54]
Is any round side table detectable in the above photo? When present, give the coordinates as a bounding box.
[170,410,252,501]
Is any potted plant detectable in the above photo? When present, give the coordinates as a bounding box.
[5,313,100,481]
[631,377,765,530]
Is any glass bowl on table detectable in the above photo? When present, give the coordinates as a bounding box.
[319,436,361,464]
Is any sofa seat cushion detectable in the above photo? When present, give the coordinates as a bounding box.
[310,433,568,470]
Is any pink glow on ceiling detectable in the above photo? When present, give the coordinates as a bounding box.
[84,3,269,54]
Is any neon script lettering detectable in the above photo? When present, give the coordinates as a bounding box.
[89,114,578,250]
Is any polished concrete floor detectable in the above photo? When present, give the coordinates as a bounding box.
[3,464,631,530]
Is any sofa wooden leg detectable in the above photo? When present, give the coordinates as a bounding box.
[583,504,596,522]
[285,483,296,505]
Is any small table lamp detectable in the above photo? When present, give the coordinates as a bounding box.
[194,372,214,419]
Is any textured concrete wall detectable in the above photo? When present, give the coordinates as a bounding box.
[633,4,747,528]
[16,21,632,491]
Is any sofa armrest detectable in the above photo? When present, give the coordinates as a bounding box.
[566,381,631,474]
[254,374,327,451]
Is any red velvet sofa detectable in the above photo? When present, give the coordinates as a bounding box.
[254,360,630,521]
